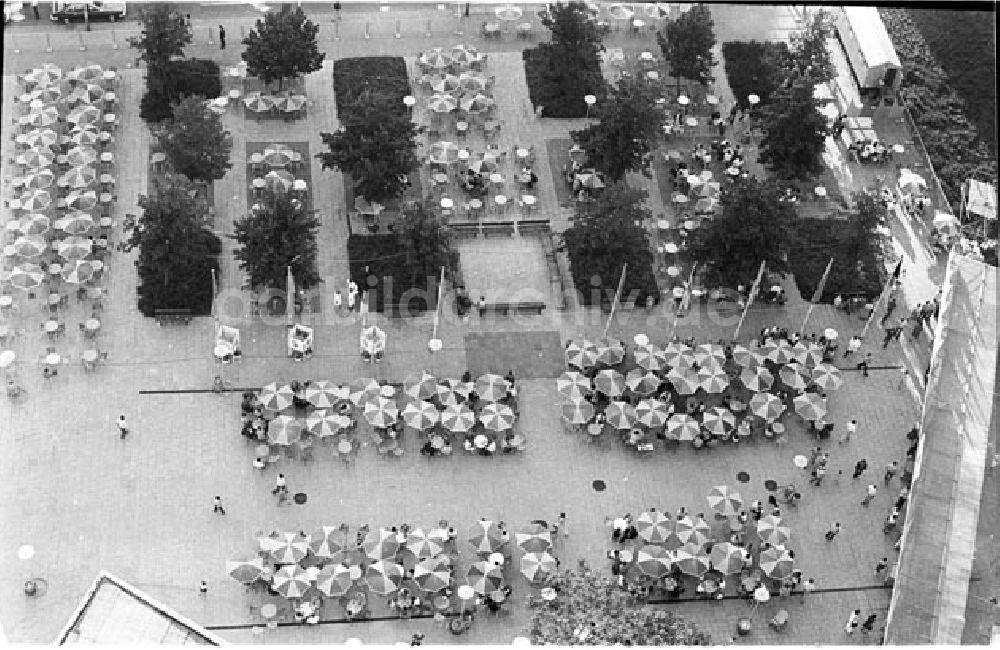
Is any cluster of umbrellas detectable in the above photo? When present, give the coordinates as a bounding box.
[250,144,307,198]
[418,45,494,117]
[243,91,308,114]
[560,337,843,440]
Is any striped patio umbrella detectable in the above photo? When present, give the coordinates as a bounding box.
[406,528,443,559]
[27,63,63,86]
[259,382,294,411]
[304,411,342,438]
[636,510,671,544]
[17,147,55,168]
[626,369,660,396]
[637,545,672,578]
[420,48,453,69]
[779,364,809,391]
[596,338,626,366]
[673,543,710,577]
[515,523,552,553]
[594,369,625,397]
[24,169,55,190]
[19,189,52,211]
[561,399,595,425]
[441,403,476,433]
[434,382,461,407]
[70,129,100,147]
[364,561,404,595]
[13,235,47,258]
[60,166,97,189]
[666,367,701,395]
[475,373,510,402]
[702,407,736,437]
[364,396,399,428]
[404,370,438,400]
[316,563,354,597]
[759,545,795,579]
[468,520,505,555]
[27,106,60,128]
[269,532,310,564]
[636,398,670,428]
[227,556,265,583]
[426,528,451,548]
[264,169,295,194]
[17,214,50,236]
[460,93,494,114]
[792,393,826,421]
[662,342,694,368]
[479,402,515,431]
[67,105,101,126]
[243,92,274,112]
[666,413,700,441]
[30,85,63,102]
[304,380,345,409]
[709,542,744,575]
[468,156,499,174]
[272,565,312,598]
[675,516,711,547]
[749,392,785,421]
[58,212,95,235]
[466,560,503,594]
[67,83,104,104]
[267,415,303,445]
[740,365,774,392]
[810,363,843,390]
[310,526,349,559]
[413,559,451,593]
[633,344,666,372]
[348,377,381,406]
[802,342,826,367]
[763,340,795,365]
[262,143,294,166]
[694,343,726,367]
[427,93,457,113]
[450,44,480,66]
[274,94,307,112]
[557,371,592,400]
[565,339,600,369]
[431,74,461,93]
[402,400,439,430]
[10,264,45,290]
[57,235,92,261]
[520,551,558,583]
[66,189,97,210]
[707,485,743,518]
[457,72,487,93]
[363,528,402,561]
[756,515,790,546]
[605,401,637,430]
[60,259,97,284]
[22,129,59,148]
[428,141,460,165]
[699,365,729,394]
[787,342,811,365]
[68,64,103,81]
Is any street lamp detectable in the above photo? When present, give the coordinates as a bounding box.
[584,94,596,119]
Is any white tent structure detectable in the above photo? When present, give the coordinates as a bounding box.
[834,7,902,91]
[962,178,997,223]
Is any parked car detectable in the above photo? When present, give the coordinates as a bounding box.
[50,1,125,23]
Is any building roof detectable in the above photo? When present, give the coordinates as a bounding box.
[842,6,901,69]
[884,254,998,644]
[55,570,225,645]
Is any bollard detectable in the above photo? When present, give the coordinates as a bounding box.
[425,18,432,37]
[111,29,119,49]
[334,20,340,40]
[12,34,19,54]
[79,32,86,51]
[395,18,401,38]
[208,27,214,45]
[364,21,371,39]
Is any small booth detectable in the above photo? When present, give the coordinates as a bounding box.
[214,325,241,363]
[288,323,313,361]
[360,325,386,363]
[834,7,902,98]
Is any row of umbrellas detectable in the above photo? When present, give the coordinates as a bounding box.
[426,91,494,115]
[428,141,499,168]
[419,44,483,70]
[244,92,308,113]
[20,104,104,128]
[423,72,491,95]
[631,539,794,580]
[7,259,100,290]
[567,339,833,371]
[24,63,105,87]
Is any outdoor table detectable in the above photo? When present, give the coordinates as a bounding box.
[380,384,395,397]
[515,148,530,161]
[672,287,685,300]
[102,70,116,83]
[99,173,115,185]
[632,18,646,30]
[87,287,103,300]
[103,92,117,104]
[493,195,507,210]
[81,348,98,363]
[522,195,537,208]
[252,178,266,190]
[456,121,469,135]
[484,22,501,36]
[618,549,634,563]
[228,89,242,103]
[292,179,307,192]
[666,266,680,277]
[98,131,112,144]
[639,51,655,61]
[48,293,62,306]
[892,144,905,154]
[260,603,278,619]
[84,318,100,334]
[346,595,366,616]
[103,114,117,127]
[474,434,489,449]
[432,173,448,186]
[771,422,785,435]
[489,173,504,186]
[468,198,483,212]
[255,443,270,458]
[99,193,113,205]
[740,576,757,592]
[683,220,698,231]
[338,439,353,455]
[703,579,719,594]
[657,219,671,230]
[19,93,33,104]
[664,242,679,253]
[250,153,264,167]
[44,320,60,333]
[457,149,470,161]
[9,199,23,211]
[433,595,451,611]
[646,71,660,81]
[484,119,500,133]
[634,333,649,346]
[98,217,113,228]
[731,399,746,412]
[540,587,557,601]
[430,435,445,449]
[0,350,15,369]
[489,552,505,566]
[45,352,61,366]
[349,565,363,581]
[0,296,14,308]
[440,197,454,210]
[100,152,114,164]
[587,423,603,437]
[0,324,10,343]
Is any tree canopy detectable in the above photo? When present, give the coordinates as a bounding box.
[124,173,220,317]
[157,96,233,184]
[686,176,797,288]
[562,183,659,308]
[317,91,423,205]
[128,3,191,71]
[783,10,836,85]
[570,77,662,182]
[241,4,325,90]
[397,201,459,286]
[541,1,605,56]
[657,4,717,91]
[231,193,322,292]
[757,78,830,180]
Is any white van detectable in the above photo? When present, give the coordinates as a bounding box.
[51,1,126,23]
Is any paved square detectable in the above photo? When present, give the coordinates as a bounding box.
[463,331,565,379]
[455,237,552,307]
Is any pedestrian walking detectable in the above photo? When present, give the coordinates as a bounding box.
[252,457,266,471]
[347,281,358,310]
[856,352,872,377]
[884,461,898,485]
[333,290,343,311]
[844,335,862,357]
[897,367,909,389]
[883,507,900,533]
[557,512,568,537]
[880,296,897,326]
[808,446,823,469]
[213,496,226,515]
[272,473,288,496]
[895,486,909,510]
[478,295,487,317]
[218,25,226,49]
[116,414,128,439]
[199,580,208,595]
[882,324,903,348]
[749,500,763,521]
[824,522,842,541]
[840,419,857,444]
[861,484,877,506]
[874,557,889,575]
[920,300,935,324]
[852,458,868,479]
[844,609,861,634]
[800,577,816,603]
[808,466,826,486]
[861,613,878,633]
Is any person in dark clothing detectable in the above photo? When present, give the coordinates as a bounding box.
[856,353,872,377]
[852,458,868,479]
[880,296,897,325]
[218,25,226,49]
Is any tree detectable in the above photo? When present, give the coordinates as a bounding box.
[396,201,459,286]
[686,176,797,288]
[128,3,192,72]
[140,58,221,123]
[571,76,662,182]
[657,4,717,93]
[231,194,321,292]
[124,174,220,317]
[317,92,423,205]
[541,1,605,55]
[562,183,659,308]
[158,96,233,184]
[241,4,325,90]
[783,10,835,86]
[757,79,830,180]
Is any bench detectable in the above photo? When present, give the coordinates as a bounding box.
[518,219,551,236]
[154,309,193,326]
[485,302,546,316]
[451,223,481,238]
[482,222,516,237]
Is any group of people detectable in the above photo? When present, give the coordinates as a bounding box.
[849,137,891,165]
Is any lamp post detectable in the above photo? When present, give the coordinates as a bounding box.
[584,94,596,120]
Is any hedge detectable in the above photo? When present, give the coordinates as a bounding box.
[522,43,606,118]
[720,41,788,110]
[333,56,410,117]
[347,234,436,317]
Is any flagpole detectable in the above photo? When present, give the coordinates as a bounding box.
[670,262,698,338]
[800,257,833,334]
[733,261,766,342]
[861,260,901,338]
[430,266,445,349]
[601,264,628,339]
